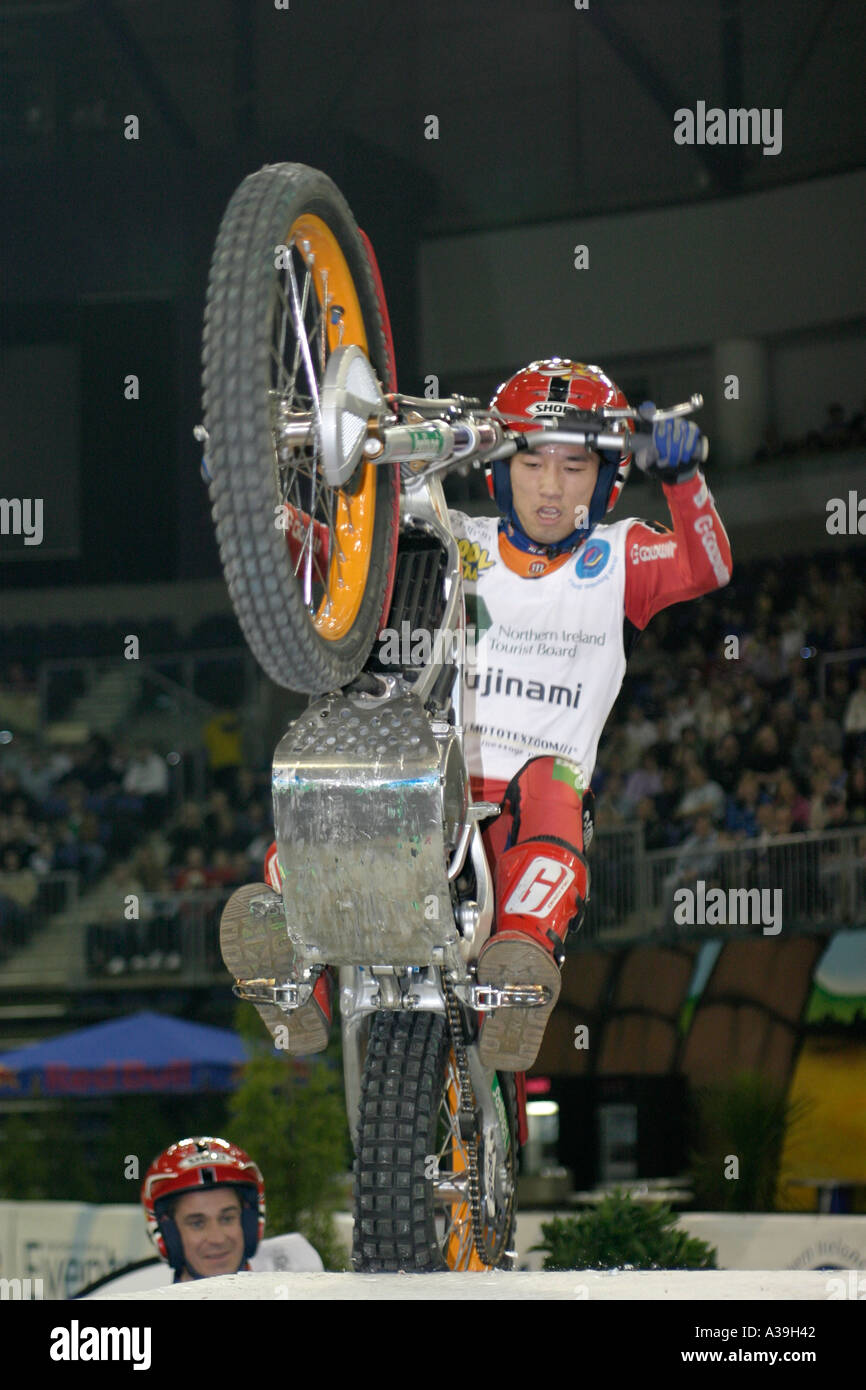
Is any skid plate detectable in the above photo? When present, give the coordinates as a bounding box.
[273,691,460,969]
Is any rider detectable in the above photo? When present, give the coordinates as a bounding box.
[223,359,732,1071]
[141,1136,265,1282]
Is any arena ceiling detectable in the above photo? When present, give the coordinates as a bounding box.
[1,0,864,233]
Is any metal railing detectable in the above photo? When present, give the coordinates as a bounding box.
[582,825,866,946]
[0,871,79,970]
[82,888,232,986]
[819,646,866,702]
[2,830,864,990]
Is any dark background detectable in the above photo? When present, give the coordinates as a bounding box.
[2,0,865,586]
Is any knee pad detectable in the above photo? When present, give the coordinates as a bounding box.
[502,755,593,856]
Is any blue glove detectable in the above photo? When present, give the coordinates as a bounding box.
[633,403,706,482]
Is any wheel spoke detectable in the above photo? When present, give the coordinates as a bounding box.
[286,256,312,401]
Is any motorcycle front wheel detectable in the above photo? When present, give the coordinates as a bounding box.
[202,163,399,694]
[352,1011,517,1272]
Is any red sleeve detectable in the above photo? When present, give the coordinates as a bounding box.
[624,470,732,631]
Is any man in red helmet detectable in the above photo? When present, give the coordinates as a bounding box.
[137,1135,322,1285]
[225,358,731,1071]
[448,359,731,1069]
[140,1136,266,1283]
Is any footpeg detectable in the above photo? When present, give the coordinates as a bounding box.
[454,983,553,1011]
[233,979,314,1011]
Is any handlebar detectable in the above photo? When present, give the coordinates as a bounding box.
[317,348,709,484]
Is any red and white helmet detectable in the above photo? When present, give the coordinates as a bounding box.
[488,359,633,529]
[141,1136,265,1271]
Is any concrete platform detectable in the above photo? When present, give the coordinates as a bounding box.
[96,1268,859,1300]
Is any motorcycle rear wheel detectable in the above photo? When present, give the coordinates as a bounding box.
[352,1010,517,1272]
[202,163,399,694]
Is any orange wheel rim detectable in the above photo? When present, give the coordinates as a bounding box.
[284,213,377,642]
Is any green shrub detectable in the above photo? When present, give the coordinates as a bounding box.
[227,1003,350,1270]
[688,1071,812,1212]
[531,1189,717,1270]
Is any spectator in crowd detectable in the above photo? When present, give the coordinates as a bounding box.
[166,802,207,868]
[0,771,40,822]
[123,743,170,827]
[52,817,106,883]
[202,707,243,797]
[823,790,852,832]
[825,669,852,725]
[623,749,663,818]
[724,770,764,840]
[88,858,148,976]
[173,845,210,892]
[131,843,169,893]
[770,697,799,752]
[621,703,659,768]
[635,796,670,852]
[846,763,866,825]
[746,723,785,778]
[662,812,721,922]
[0,847,38,910]
[695,684,733,743]
[771,771,811,832]
[807,773,838,832]
[675,759,725,827]
[652,766,684,842]
[843,668,866,757]
[28,827,58,877]
[707,732,743,795]
[233,768,263,814]
[202,789,231,849]
[662,690,698,743]
[243,802,273,875]
[0,848,38,958]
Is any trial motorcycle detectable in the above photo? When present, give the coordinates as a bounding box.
[198,163,705,1271]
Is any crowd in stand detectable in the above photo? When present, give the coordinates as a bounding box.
[754,399,866,461]
[1,544,865,967]
[0,728,273,974]
[592,553,866,903]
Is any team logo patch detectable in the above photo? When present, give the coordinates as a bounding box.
[574,537,611,579]
[458,538,495,581]
[504,856,575,917]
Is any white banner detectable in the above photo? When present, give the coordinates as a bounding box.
[3,1202,865,1294]
[0,1201,153,1300]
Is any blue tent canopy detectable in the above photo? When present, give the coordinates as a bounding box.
[0,1011,252,1098]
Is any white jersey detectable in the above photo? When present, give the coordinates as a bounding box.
[77,1233,323,1297]
[450,510,632,787]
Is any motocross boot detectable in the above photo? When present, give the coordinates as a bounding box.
[219,881,332,1054]
[476,841,587,1069]
[476,756,591,1071]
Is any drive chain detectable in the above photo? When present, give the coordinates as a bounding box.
[443,979,513,1268]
